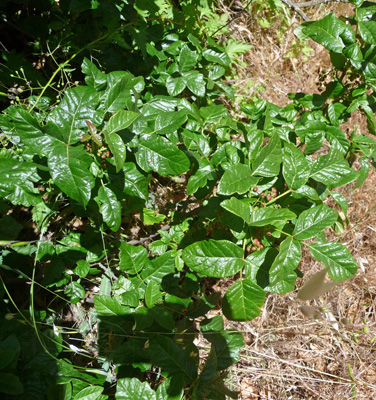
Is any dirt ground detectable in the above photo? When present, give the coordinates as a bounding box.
[218,1,376,399]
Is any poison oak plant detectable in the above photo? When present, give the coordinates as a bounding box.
[1,0,376,399]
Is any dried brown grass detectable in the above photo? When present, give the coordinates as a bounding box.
[217,1,376,399]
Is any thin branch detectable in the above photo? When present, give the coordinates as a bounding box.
[281,0,310,21]
[126,224,171,246]
[297,0,349,7]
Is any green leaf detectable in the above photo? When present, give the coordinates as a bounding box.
[282,143,311,189]
[64,281,85,304]
[187,166,214,195]
[135,134,190,176]
[94,295,129,316]
[166,76,186,96]
[96,186,121,231]
[116,377,156,400]
[0,372,23,395]
[156,376,184,400]
[119,242,149,274]
[178,45,198,73]
[49,145,95,206]
[103,75,132,113]
[267,237,301,294]
[302,13,346,53]
[141,208,166,225]
[309,242,358,280]
[182,240,244,278]
[220,197,251,224]
[217,164,258,195]
[141,252,176,284]
[0,159,41,207]
[355,156,370,188]
[150,306,175,331]
[293,205,338,240]
[250,208,296,227]
[154,110,187,135]
[104,132,126,172]
[145,280,162,307]
[148,336,198,382]
[252,133,282,177]
[203,48,231,66]
[359,21,376,44]
[222,279,265,321]
[330,191,349,223]
[184,71,206,97]
[82,57,107,90]
[74,260,91,278]
[73,386,103,400]
[310,151,359,187]
[109,162,150,200]
[105,110,140,135]
[204,330,244,370]
[49,86,102,144]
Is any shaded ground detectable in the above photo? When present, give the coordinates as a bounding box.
[214,1,376,399]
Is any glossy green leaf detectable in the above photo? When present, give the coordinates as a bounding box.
[203,48,231,66]
[148,336,198,382]
[217,164,257,195]
[220,197,251,224]
[250,208,296,227]
[185,71,206,97]
[119,242,149,274]
[116,377,156,400]
[309,241,358,280]
[0,159,41,207]
[49,86,102,144]
[178,45,198,73]
[74,260,91,278]
[103,75,132,113]
[109,162,150,200]
[141,252,176,284]
[282,143,310,189]
[187,166,214,195]
[355,156,370,188]
[94,295,129,316]
[154,110,187,134]
[73,386,103,400]
[302,13,346,53]
[182,240,244,278]
[105,110,140,135]
[104,131,126,172]
[166,76,186,96]
[135,134,190,176]
[359,21,376,44]
[310,151,359,188]
[267,237,301,294]
[293,205,338,240]
[330,191,349,222]
[48,145,95,206]
[141,208,166,225]
[204,330,244,370]
[144,280,162,307]
[96,186,121,231]
[252,133,282,177]
[222,279,265,321]
[82,57,107,90]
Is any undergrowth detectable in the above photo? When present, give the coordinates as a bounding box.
[0,0,376,399]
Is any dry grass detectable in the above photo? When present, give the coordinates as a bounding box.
[215,1,376,399]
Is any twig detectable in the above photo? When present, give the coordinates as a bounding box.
[210,0,254,38]
[126,224,171,245]
[281,0,310,21]
[297,0,348,7]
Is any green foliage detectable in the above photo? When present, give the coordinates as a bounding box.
[1,1,376,399]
